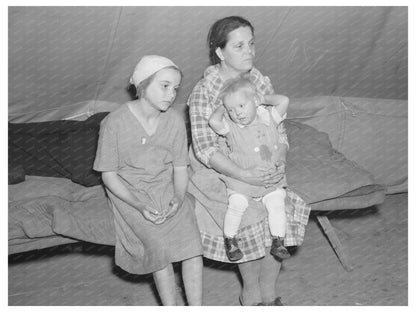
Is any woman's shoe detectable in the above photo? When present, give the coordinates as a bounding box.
[238,295,264,306]
[262,296,284,306]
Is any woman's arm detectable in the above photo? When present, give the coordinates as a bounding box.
[102,171,162,223]
[274,122,289,171]
[209,151,283,187]
[188,85,219,167]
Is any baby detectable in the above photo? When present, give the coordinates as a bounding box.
[209,77,290,262]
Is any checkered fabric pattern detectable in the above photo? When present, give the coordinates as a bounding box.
[200,187,310,263]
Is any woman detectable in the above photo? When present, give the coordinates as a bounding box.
[188,16,310,306]
[94,55,203,305]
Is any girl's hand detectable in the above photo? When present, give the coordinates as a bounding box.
[164,196,183,220]
[141,206,166,224]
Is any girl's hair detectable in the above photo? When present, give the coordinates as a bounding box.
[127,66,183,99]
[219,77,256,102]
[207,16,254,65]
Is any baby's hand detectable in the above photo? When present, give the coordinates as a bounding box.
[255,92,266,106]
[216,105,226,115]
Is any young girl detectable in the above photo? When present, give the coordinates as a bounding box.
[209,77,290,262]
[93,55,203,306]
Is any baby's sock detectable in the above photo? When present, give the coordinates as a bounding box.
[224,194,248,237]
[263,188,287,238]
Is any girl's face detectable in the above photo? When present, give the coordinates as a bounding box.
[143,68,181,112]
[216,26,255,77]
[223,90,257,126]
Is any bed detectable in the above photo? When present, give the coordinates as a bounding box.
[8,96,407,272]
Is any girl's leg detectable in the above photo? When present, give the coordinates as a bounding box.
[237,259,262,305]
[153,264,177,305]
[259,250,282,303]
[182,255,203,305]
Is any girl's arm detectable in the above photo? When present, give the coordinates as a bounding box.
[173,166,188,203]
[102,171,162,223]
[165,166,188,219]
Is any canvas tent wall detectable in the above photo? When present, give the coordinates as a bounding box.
[8,6,407,122]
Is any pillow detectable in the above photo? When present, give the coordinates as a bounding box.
[67,113,109,186]
[8,112,109,187]
[285,120,385,205]
[287,96,407,194]
[8,175,89,203]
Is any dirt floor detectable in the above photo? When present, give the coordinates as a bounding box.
[8,193,408,306]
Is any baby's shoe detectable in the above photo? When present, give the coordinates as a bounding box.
[224,236,243,261]
[270,236,290,260]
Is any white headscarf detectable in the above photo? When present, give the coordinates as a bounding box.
[129,55,178,87]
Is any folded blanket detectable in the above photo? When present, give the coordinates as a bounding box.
[285,120,384,204]
[288,96,407,194]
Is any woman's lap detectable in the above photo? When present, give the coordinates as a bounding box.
[200,218,272,263]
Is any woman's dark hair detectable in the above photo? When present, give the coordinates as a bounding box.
[207,16,254,65]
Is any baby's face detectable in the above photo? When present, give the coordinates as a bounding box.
[223,91,257,125]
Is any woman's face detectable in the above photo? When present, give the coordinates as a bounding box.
[217,26,255,76]
[143,68,181,112]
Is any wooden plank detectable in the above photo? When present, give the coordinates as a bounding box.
[315,215,354,272]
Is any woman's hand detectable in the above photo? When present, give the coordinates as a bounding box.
[276,160,286,175]
[209,152,283,188]
[241,166,284,187]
